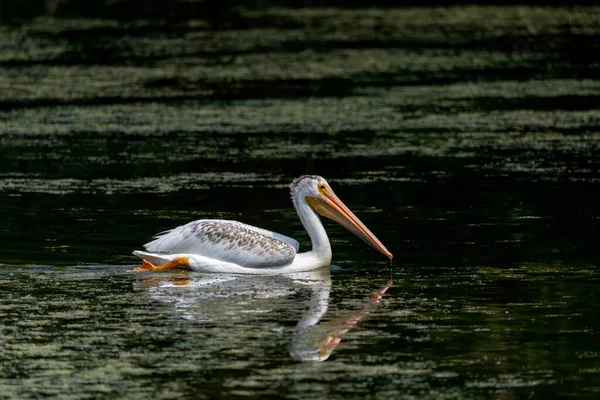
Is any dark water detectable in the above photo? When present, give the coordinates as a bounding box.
[1,5,600,399]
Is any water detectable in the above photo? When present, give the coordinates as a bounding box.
[1,4,600,399]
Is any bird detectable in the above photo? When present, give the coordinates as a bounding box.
[130,175,392,274]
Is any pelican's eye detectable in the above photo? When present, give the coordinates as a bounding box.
[318,182,328,195]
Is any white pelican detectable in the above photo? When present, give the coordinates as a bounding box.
[130,175,392,274]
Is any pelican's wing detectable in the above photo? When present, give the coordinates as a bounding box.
[144,220,299,268]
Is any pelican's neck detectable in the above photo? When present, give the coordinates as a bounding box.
[294,196,332,260]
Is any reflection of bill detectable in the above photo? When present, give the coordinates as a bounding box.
[132,270,392,362]
[290,279,393,362]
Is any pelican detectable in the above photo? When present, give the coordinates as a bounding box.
[130,175,392,274]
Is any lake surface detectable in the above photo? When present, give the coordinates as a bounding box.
[1,4,599,399]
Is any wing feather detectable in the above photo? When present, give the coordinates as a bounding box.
[144,220,298,268]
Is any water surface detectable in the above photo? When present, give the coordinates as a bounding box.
[0,5,599,399]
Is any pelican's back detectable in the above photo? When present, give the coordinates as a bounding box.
[144,220,299,268]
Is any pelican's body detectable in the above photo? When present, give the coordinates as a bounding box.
[132,175,392,274]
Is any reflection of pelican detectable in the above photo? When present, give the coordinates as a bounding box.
[133,270,392,362]
[131,175,392,274]
[290,279,392,362]
[134,270,332,323]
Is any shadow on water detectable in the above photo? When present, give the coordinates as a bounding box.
[131,268,393,363]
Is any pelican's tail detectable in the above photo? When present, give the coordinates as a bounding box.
[132,251,175,266]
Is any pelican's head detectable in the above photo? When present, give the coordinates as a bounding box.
[291,175,393,260]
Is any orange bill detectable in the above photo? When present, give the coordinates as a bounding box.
[306,193,393,260]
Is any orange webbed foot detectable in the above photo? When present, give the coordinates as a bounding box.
[127,257,191,273]
[127,259,158,272]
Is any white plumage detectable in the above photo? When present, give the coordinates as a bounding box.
[131,175,392,274]
[141,220,298,267]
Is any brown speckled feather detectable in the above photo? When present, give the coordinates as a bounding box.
[144,220,299,268]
